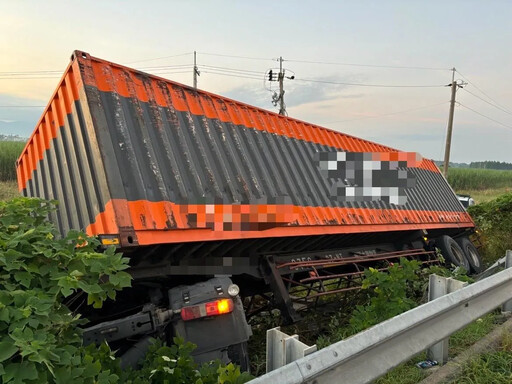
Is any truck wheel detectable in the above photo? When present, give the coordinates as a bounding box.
[436,235,471,272]
[456,237,483,273]
[228,341,250,372]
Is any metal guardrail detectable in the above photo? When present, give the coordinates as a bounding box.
[266,327,317,372]
[250,251,512,384]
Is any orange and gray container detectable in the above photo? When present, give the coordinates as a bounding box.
[17,51,474,250]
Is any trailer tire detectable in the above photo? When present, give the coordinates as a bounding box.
[436,235,471,272]
[456,237,483,273]
[228,341,250,372]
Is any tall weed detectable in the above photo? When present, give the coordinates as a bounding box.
[0,141,25,181]
[468,193,512,264]
[447,168,512,191]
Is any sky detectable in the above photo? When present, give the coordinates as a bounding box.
[1,1,512,163]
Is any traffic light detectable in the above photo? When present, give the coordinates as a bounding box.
[268,70,273,81]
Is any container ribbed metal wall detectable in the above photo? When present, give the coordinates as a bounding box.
[17,51,474,248]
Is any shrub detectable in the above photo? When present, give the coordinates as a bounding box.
[0,198,131,383]
[468,193,512,264]
[348,258,421,333]
[119,338,252,384]
[0,198,252,384]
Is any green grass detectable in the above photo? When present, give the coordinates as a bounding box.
[375,312,502,384]
[456,187,511,204]
[447,168,512,191]
[449,312,502,357]
[0,141,25,182]
[0,181,20,201]
[447,330,512,384]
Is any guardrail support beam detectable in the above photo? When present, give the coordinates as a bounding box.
[503,250,512,313]
[266,327,317,372]
[426,275,468,364]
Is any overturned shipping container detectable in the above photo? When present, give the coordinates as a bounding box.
[16,52,480,362]
[17,51,473,250]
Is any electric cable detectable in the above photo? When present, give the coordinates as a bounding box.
[461,88,512,117]
[295,78,447,88]
[286,59,451,71]
[457,102,512,130]
[322,101,449,124]
[125,52,192,65]
[456,70,512,115]
[197,52,272,61]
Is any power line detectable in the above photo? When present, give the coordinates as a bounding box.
[295,78,447,88]
[138,64,194,70]
[456,70,512,115]
[0,77,59,80]
[457,102,512,130]
[200,70,263,81]
[461,88,512,117]
[322,101,450,124]
[200,64,264,75]
[197,52,272,61]
[0,70,61,75]
[125,52,192,65]
[0,105,45,108]
[286,59,451,71]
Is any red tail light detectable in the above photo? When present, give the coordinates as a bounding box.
[181,298,234,321]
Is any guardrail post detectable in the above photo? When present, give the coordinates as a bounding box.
[427,274,468,364]
[266,327,317,372]
[502,250,512,313]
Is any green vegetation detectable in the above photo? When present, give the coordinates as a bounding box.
[0,181,19,201]
[0,198,131,383]
[316,260,469,348]
[469,161,512,170]
[446,168,512,192]
[0,141,24,182]
[348,259,421,334]
[0,198,251,384]
[376,312,503,384]
[469,193,512,265]
[447,330,512,384]
[449,312,503,357]
[456,187,510,204]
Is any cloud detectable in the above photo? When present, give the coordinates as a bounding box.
[222,74,367,113]
[222,84,272,110]
[284,78,349,108]
[0,93,44,137]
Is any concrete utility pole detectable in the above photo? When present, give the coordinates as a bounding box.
[193,51,200,89]
[442,68,466,177]
[268,57,294,115]
[278,56,285,115]
[443,68,457,177]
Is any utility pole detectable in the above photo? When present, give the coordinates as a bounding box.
[442,68,466,177]
[278,56,285,115]
[193,51,200,89]
[268,56,294,115]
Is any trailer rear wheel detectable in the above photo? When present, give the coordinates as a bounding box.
[436,235,470,272]
[456,237,483,273]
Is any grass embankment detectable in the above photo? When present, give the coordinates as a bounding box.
[376,312,506,384]
[448,329,512,384]
[447,168,512,203]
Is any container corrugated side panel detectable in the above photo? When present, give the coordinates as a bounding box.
[18,51,474,247]
[17,53,114,238]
